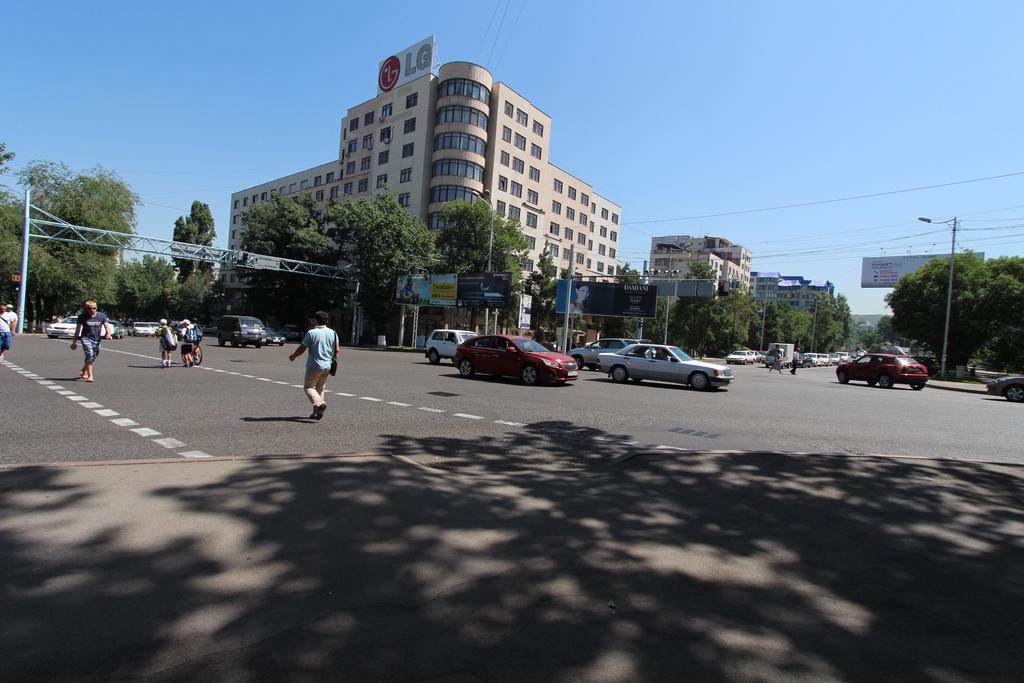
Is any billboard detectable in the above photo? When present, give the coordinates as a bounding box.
[378,36,435,94]
[395,274,457,306]
[555,281,658,318]
[519,294,533,329]
[654,279,716,298]
[456,272,513,308]
[860,253,984,288]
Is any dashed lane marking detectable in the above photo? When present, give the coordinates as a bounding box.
[95,409,120,417]
[179,451,212,458]
[111,418,139,427]
[55,389,75,395]
[359,396,383,402]
[387,401,411,407]
[67,395,89,402]
[494,420,526,427]
[453,413,484,420]
[153,437,187,449]
[335,392,355,397]
[418,407,445,413]
[79,402,103,409]
[130,427,161,437]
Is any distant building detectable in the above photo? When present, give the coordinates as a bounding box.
[752,271,835,310]
[648,235,752,290]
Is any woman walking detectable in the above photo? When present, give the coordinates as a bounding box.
[158,319,177,368]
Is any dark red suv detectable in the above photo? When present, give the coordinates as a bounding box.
[454,335,579,385]
[836,354,929,390]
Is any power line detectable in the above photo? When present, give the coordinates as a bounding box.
[474,2,503,63]
[485,0,511,68]
[622,170,1024,226]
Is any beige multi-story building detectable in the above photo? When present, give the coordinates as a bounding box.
[648,235,752,291]
[225,41,622,293]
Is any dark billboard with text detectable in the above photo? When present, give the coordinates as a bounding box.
[456,272,513,309]
[555,281,658,318]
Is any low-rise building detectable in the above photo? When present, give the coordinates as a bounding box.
[648,235,752,290]
[752,271,835,310]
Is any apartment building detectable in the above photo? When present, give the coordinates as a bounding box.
[752,271,835,310]
[225,37,622,293]
[648,235,752,290]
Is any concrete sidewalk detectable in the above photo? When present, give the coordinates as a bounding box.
[2,449,1023,682]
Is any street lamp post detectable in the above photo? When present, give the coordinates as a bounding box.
[918,216,958,378]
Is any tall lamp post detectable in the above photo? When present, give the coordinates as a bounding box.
[918,216,958,378]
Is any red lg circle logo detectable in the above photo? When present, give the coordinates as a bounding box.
[379,56,400,92]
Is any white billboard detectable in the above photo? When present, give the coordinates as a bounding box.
[860,253,983,288]
[377,36,435,94]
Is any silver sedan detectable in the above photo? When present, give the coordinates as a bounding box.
[599,343,734,390]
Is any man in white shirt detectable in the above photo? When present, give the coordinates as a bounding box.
[0,304,18,361]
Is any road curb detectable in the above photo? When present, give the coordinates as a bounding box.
[926,382,989,395]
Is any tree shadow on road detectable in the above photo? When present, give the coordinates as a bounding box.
[2,428,1023,681]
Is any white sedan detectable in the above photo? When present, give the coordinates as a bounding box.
[44,316,79,339]
[599,343,734,390]
[725,349,757,364]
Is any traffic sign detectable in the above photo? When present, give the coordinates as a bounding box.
[10,274,20,282]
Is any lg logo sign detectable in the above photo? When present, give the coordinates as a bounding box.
[377,36,434,93]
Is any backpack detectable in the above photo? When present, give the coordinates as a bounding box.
[185,326,200,343]
[162,327,178,350]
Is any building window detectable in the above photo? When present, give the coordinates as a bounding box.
[232,229,237,239]
[608,265,615,276]
[591,203,597,214]
[378,150,389,165]
[526,212,538,228]
[242,197,248,206]
[430,185,478,203]
[380,126,392,143]
[587,258,592,269]
[609,248,616,258]
[610,231,617,242]
[600,226,607,237]
[362,134,373,150]
[347,139,357,154]
[550,244,559,258]
[524,259,534,272]
[428,212,448,229]
[299,180,309,191]
[552,200,561,215]
[568,186,577,200]
[364,111,374,125]
[345,161,355,175]
[232,215,238,224]
[233,199,239,209]
[578,233,586,245]
[349,117,359,131]
[344,182,353,195]
[382,103,393,118]
[504,101,514,116]
[326,172,335,183]
[599,244,606,255]
[435,105,488,130]
[580,193,589,206]
[566,207,575,220]
[565,227,574,240]
[514,133,526,150]
[432,158,485,182]
[516,108,528,126]
[404,118,416,134]
[512,157,524,173]
[402,142,414,158]
[361,157,371,171]
[579,213,588,226]
[398,192,411,207]
[576,252,585,265]
[502,126,512,142]
[530,143,542,160]
[434,132,487,156]
[406,92,418,108]
[376,174,388,188]
[289,183,296,193]
[549,222,560,236]
[500,150,510,166]
[510,181,523,198]
[438,78,491,104]
[533,120,544,136]
[315,189,324,201]
[508,206,521,220]
[553,179,563,193]
[400,167,412,183]
[261,191,267,200]
[358,178,368,192]
[597,262,605,273]
[527,189,539,205]
[330,186,339,199]
[529,166,540,182]
[498,175,508,192]
[612,213,619,224]
[496,200,506,215]
[601,207,609,218]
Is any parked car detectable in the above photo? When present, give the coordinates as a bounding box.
[599,343,733,390]
[44,316,79,339]
[202,322,219,337]
[725,349,758,364]
[986,376,1024,403]
[131,321,160,337]
[217,315,267,347]
[280,324,303,342]
[835,354,929,390]
[263,328,286,346]
[568,338,641,371]
[454,335,578,385]
[108,320,126,339]
[425,329,476,364]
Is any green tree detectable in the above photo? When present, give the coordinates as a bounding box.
[887,253,990,367]
[667,262,718,355]
[115,255,177,320]
[0,142,14,174]
[856,326,885,352]
[525,247,558,342]
[240,192,345,324]
[329,193,435,340]
[979,256,1024,371]
[172,200,216,279]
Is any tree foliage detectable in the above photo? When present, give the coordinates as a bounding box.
[0,142,14,174]
[525,248,558,342]
[114,255,177,320]
[172,200,216,279]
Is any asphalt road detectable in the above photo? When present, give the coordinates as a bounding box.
[1,335,1019,466]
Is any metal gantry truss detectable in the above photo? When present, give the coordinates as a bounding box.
[26,204,352,280]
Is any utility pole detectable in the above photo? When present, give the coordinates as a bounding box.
[17,189,30,333]
[759,301,768,351]
[561,245,575,353]
[637,259,648,340]
[940,217,958,377]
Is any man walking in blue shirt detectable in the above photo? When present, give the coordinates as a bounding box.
[288,311,339,420]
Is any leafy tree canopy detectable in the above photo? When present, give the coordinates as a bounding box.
[172,200,216,279]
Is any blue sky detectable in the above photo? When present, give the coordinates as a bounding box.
[5,1,1023,313]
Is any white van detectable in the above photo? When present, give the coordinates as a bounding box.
[425,329,476,364]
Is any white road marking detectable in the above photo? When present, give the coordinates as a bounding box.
[130,427,161,437]
[418,407,445,413]
[335,392,355,397]
[387,401,411,406]
[111,418,139,427]
[37,380,54,385]
[453,413,483,420]
[292,384,303,388]
[79,402,103,409]
[494,420,525,426]
[55,390,75,395]
[654,445,689,452]
[95,409,119,417]
[67,396,89,402]
[257,377,271,382]
[359,396,383,402]
[274,380,288,384]
[153,437,186,449]
[179,451,212,458]
[242,374,254,378]
[47,385,65,390]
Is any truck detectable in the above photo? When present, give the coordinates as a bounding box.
[765,343,794,368]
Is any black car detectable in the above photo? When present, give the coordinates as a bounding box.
[913,356,939,377]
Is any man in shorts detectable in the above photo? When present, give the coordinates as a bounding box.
[0,304,18,361]
[70,300,112,382]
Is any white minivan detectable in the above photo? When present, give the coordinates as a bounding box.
[425,329,476,364]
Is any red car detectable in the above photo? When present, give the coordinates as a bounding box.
[454,335,579,385]
[835,354,929,390]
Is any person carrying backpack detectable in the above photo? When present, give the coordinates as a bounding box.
[158,319,177,368]
[179,319,202,367]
